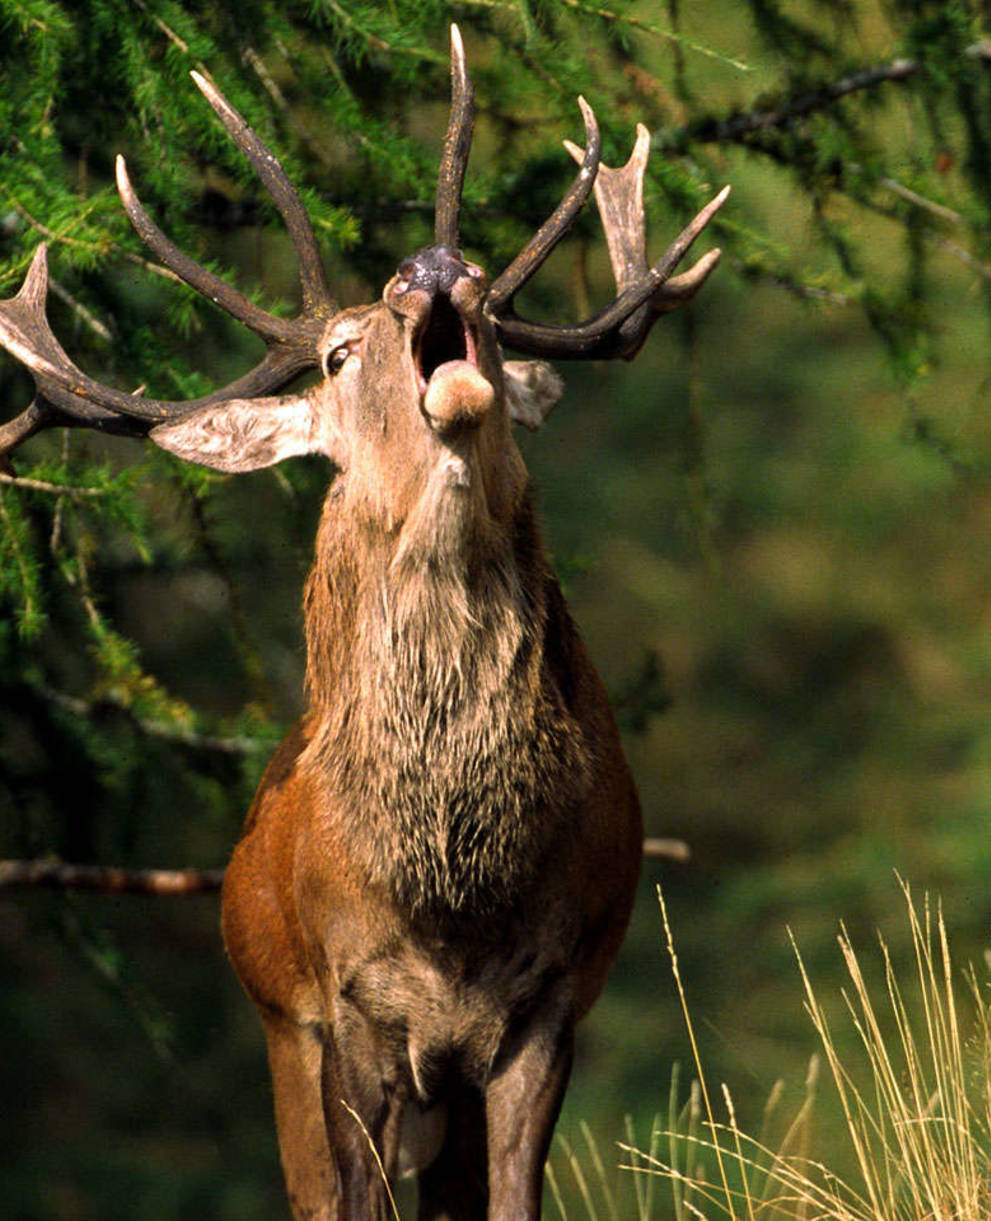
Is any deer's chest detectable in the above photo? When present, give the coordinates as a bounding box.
[329,910,576,1099]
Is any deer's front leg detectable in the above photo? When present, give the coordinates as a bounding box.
[485,1001,574,1220]
[264,1009,405,1221]
[319,1004,410,1221]
[263,1015,338,1221]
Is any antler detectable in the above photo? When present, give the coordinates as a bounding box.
[485,99,602,315]
[0,75,335,458]
[435,25,475,249]
[489,123,729,360]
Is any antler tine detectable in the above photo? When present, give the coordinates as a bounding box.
[567,124,726,346]
[493,119,729,361]
[116,157,300,346]
[190,72,335,316]
[485,98,602,315]
[435,24,475,249]
[565,123,651,296]
[563,123,652,354]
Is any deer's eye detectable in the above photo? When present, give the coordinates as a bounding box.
[326,344,350,377]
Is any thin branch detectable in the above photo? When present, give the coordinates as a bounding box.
[0,859,224,894]
[47,276,114,343]
[840,180,991,281]
[129,0,191,55]
[557,0,750,72]
[318,0,436,60]
[879,177,964,226]
[643,838,691,862]
[671,58,920,148]
[0,472,111,499]
[922,229,991,282]
[36,683,269,755]
[245,44,340,175]
[459,0,748,72]
[2,839,689,895]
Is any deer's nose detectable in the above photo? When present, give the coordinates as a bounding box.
[395,245,484,299]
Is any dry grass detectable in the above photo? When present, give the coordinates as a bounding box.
[604,877,991,1220]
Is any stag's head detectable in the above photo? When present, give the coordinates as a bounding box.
[0,28,728,542]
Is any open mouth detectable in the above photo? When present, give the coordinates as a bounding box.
[414,296,478,396]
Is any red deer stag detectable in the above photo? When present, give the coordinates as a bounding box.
[0,27,727,1220]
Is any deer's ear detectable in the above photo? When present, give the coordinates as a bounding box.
[149,392,345,473]
[503,360,565,431]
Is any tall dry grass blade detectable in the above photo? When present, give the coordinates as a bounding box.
[631,881,991,1221]
[647,1113,663,1220]
[658,884,736,1214]
[624,1114,649,1221]
[580,1119,620,1221]
[338,1099,401,1221]
[545,1159,569,1220]
[758,1077,785,1151]
[790,927,888,1220]
[667,1063,685,1221]
[558,1132,599,1221]
[721,1083,755,1221]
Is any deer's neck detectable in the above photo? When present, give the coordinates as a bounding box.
[300,491,591,915]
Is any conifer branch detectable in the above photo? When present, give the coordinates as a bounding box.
[0,859,224,894]
[557,0,750,71]
[671,42,991,150]
[5,195,185,286]
[36,683,269,755]
[319,0,435,60]
[672,57,920,148]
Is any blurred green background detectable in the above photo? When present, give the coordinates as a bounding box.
[2,1,991,1216]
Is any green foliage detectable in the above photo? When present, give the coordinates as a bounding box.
[3,1,991,1217]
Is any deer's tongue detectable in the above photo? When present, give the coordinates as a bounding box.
[423,360,494,433]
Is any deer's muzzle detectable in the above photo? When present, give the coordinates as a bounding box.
[388,245,493,436]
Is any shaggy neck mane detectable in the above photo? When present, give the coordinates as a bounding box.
[300,489,591,916]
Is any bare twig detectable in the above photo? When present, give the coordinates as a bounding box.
[0,472,110,499]
[130,0,191,55]
[2,838,689,896]
[0,859,224,894]
[244,44,340,175]
[47,276,113,343]
[879,176,964,225]
[923,229,991,282]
